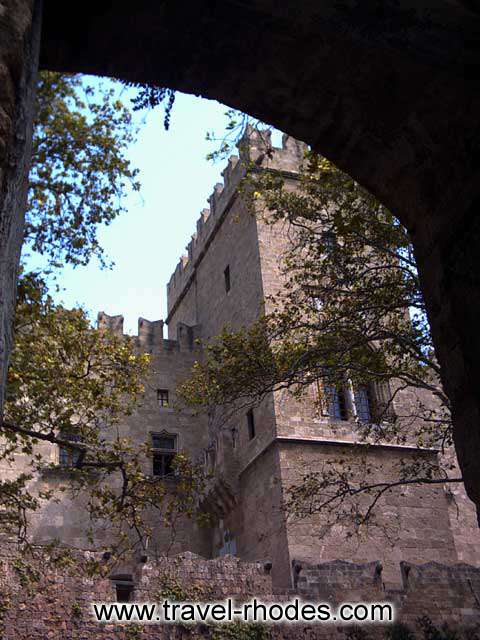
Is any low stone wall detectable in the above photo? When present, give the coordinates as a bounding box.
[0,550,273,640]
[296,559,480,633]
[393,561,480,626]
[1,550,480,639]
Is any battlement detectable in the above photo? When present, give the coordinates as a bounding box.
[166,129,308,322]
[97,311,200,353]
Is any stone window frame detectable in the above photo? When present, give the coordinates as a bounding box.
[157,388,170,408]
[110,574,134,602]
[204,440,217,472]
[218,528,237,557]
[58,432,83,467]
[150,430,178,478]
[315,378,395,425]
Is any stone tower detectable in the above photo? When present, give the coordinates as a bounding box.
[3,131,479,592]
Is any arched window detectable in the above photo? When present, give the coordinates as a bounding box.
[324,384,348,421]
[353,385,374,423]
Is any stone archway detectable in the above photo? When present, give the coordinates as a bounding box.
[1,0,480,507]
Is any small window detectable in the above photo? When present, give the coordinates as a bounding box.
[151,432,177,477]
[157,389,169,407]
[59,433,82,467]
[224,265,231,293]
[324,385,348,421]
[354,385,374,423]
[246,409,255,440]
[112,576,134,602]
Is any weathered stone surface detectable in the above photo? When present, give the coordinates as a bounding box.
[0,549,479,639]
[5,138,479,606]
[38,0,480,511]
[0,0,479,515]
[165,136,480,589]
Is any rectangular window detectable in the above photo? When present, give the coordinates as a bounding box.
[205,446,216,472]
[111,576,134,602]
[324,385,348,421]
[116,583,133,603]
[157,389,169,407]
[224,265,231,293]
[354,385,373,423]
[151,432,177,477]
[59,433,82,467]
[246,409,255,439]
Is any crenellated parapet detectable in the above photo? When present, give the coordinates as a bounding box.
[166,153,243,314]
[166,129,308,322]
[97,312,200,353]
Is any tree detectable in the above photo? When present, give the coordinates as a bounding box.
[2,271,207,553]
[0,73,207,553]
[178,150,462,534]
[26,71,140,271]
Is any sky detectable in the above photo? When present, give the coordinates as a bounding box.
[27,84,246,334]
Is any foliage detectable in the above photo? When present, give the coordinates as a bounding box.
[178,147,460,536]
[0,71,210,551]
[1,272,207,550]
[210,621,270,640]
[71,601,83,619]
[6,272,149,441]
[155,576,268,639]
[27,71,140,271]
[123,81,176,130]
[157,574,208,602]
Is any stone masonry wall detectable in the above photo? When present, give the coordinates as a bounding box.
[280,441,459,585]
[235,442,291,589]
[1,549,479,639]
[0,313,212,557]
[296,559,480,630]
[164,132,480,594]
[0,550,272,640]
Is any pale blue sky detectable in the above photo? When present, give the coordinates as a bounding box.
[28,85,246,334]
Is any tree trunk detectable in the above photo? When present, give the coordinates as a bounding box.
[0,0,42,414]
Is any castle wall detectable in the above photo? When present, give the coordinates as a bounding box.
[235,442,291,589]
[0,549,273,640]
[296,559,480,631]
[1,548,480,639]
[167,184,265,342]
[279,441,459,585]
[165,139,289,571]
[392,379,480,567]
[0,314,212,557]
[164,132,480,591]
[6,130,475,620]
